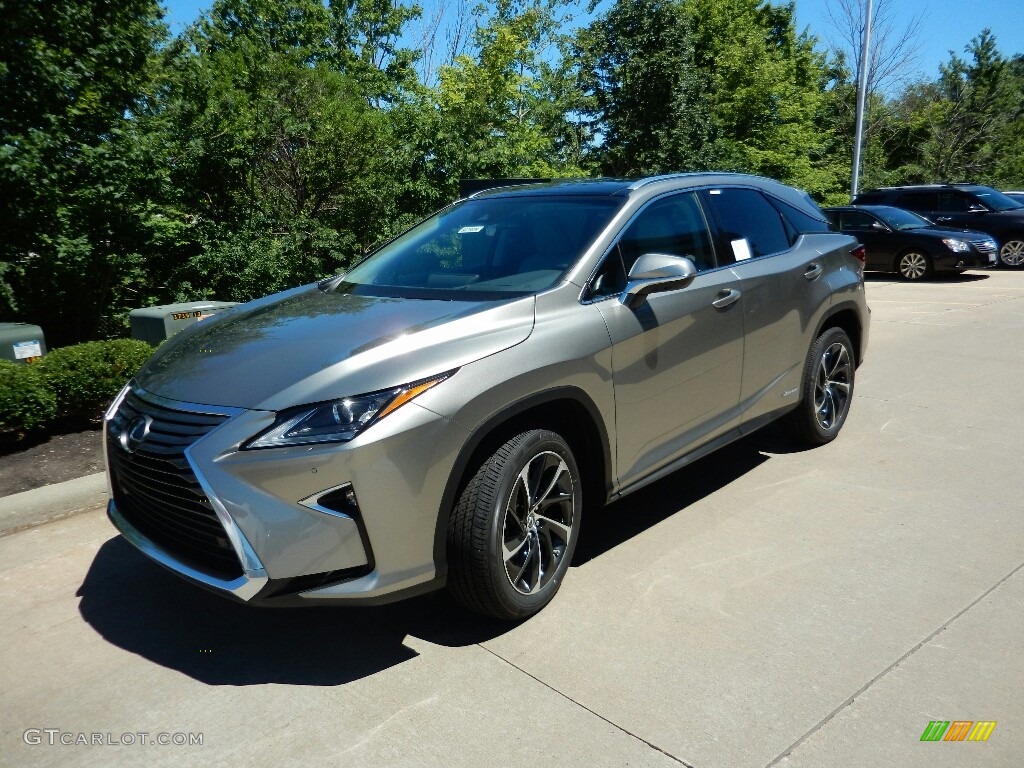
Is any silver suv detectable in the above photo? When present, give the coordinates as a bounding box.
[105,174,869,619]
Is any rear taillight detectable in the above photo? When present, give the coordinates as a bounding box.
[850,244,866,263]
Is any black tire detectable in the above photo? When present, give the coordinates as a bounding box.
[998,236,1024,268]
[783,327,855,446]
[447,429,582,620]
[896,250,933,280]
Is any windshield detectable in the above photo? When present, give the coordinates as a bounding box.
[871,206,933,230]
[334,195,624,300]
[967,187,1024,212]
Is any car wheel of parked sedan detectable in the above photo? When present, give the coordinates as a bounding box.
[896,250,932,280]
[999,237,1024,268]
[447,429,582,620]
[784,327,855,446]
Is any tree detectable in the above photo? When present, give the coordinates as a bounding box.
[0,0,166,344]
[892,31,1023,184]
[427,0,586,197]
[577,0,844,197]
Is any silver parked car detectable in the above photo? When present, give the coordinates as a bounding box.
[105,174,870,620]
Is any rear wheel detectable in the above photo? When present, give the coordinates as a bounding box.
[999,237,1024,268]
[896,250,932,280]
[447,429,581,620]
[784,327,855,446]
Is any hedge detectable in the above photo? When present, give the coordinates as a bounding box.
[0,360,58,432]
[33,339,153,419]
[0,338,153,434]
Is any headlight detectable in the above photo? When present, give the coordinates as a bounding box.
[942,238,970,253]
[244,371,454,449]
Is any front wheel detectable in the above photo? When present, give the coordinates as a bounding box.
[447,429,582,620]
[999,237,1024,268]
[896,250,932,280]
[783,327,856,446]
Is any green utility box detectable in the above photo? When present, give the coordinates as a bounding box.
[129,301,238,346]
[0,322,47,364]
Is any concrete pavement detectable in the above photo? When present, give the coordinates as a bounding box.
[1,270,1022,767]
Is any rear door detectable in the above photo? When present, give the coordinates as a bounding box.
[839,209,893,270]
[700,187,833,427]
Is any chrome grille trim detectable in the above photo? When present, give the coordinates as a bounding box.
[105,382,267,598]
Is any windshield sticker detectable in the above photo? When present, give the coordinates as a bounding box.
[731,238,752,261]
[458,226,485,234]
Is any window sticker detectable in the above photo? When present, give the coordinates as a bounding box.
[731,238,752,261]
[458,225,485,234]
[709,189,722,195]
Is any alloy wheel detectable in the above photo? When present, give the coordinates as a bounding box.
[898,252,928,280]
[502,451,575,595]
[1000,239,1024,267]
[814,342,852,431]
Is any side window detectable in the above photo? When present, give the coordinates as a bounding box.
[703,188,791,261]
[938,191,983,213]
[840,210,877,232]
[897,192,938,212]
[589,193,715,299]
[770,197,832,235]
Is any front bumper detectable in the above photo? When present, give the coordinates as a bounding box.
[934,248,998,271]
[105,384,468,605]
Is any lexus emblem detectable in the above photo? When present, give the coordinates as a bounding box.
[120,415,153,453]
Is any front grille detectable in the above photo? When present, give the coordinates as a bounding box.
[107,389,243,580]
[971,239,996,254]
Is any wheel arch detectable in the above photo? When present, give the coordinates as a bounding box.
[433,387,612,578]
[814,304,865,367]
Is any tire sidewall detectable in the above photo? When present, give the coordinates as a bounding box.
[485,431,582,618]
[999,237,1024,268]
[800,328,855,442]
[896,250,931,280]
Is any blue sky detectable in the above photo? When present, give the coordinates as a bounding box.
[162,0,1023,83]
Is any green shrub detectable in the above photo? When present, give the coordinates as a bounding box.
[36,339,153,418]
[0,360,57,432]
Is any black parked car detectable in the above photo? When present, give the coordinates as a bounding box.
[823,205,997,280]
[852,184,1024,268]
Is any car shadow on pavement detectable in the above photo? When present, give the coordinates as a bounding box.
[77,430,785,681]
[77,538,421,686]
[573,432,771,567]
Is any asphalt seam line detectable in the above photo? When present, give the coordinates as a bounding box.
[477,644,697,768]
[763,557,1024,767]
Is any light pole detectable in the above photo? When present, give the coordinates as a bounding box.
[850,0,874,200]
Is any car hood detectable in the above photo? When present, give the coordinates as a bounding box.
[910,225,995,240]
[136,285,536,411]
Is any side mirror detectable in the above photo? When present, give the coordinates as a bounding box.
[967,204,988,213]
[620,253,697,308]
[871,221,889,231]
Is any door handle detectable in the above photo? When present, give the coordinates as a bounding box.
[936,216,952,222]
[712,288,742,309]
[804,263,823,280]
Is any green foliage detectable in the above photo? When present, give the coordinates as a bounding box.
[0,361,57,433]
[2,0,1023,350]
[575,0,845,198]
[35,339,153,418]
[0,0,167,345]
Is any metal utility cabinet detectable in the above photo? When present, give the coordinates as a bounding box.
[129,301,238,346]
[0,322,47,364]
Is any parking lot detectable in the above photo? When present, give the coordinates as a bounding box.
[2,269,1022,768]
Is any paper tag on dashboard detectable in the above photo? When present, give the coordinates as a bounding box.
[458,226,485,234]
[731,238,752,261]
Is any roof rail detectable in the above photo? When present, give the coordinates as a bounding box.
[627,171,749,191]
